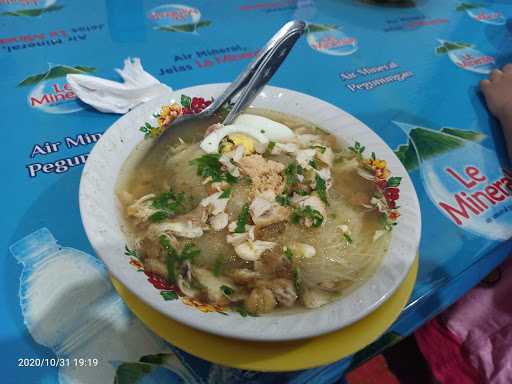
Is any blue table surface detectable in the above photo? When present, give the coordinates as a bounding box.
[1,0,512,383]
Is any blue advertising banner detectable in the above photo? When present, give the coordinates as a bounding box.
[1,0,512,382]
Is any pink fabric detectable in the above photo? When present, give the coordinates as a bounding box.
[415,318,482,384]
[441,256,512,384]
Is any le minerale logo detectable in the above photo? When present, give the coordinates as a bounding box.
[0,0,63,17]
[439,167,512,226]
[394,121,512,240]
[17,64,95,114]
[456,2,505,26]
[146,4,211,33]
[306,23,358,56]
[435,39,495,75]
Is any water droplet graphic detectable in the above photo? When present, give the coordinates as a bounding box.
[436,39,495,74]
[306,25,358,56]
[28,78,84,114]
[466,6,506,26]
[394,121,512,240]
[9,228,172,383]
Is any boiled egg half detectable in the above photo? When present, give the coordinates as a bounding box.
[199,114,295,154]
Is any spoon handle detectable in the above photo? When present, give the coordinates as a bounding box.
[222,20,305,125]
[207,20,305,115]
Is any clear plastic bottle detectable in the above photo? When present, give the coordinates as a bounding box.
[10,228,175,384]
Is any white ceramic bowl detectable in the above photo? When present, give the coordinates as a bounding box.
[79,83,421,341]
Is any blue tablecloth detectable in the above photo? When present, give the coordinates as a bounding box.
[2,0,512,383]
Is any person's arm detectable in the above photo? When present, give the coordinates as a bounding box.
[481,65,512,159]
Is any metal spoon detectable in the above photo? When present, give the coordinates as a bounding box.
[222,21,305,124]
[157,20,305,143]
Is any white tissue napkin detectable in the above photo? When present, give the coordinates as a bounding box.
[67,57,172,114]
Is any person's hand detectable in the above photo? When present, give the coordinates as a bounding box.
[480,65,512,127]
[481,65,512,158]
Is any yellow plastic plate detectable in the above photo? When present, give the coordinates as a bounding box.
[111,255,418,372]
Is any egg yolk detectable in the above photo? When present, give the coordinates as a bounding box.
[219,133,256,154]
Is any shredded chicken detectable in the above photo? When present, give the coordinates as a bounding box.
[199,190,231,231]
[295,134,322,147]
[229,145,246,162]
[249,190,289,227]
[192,267,235,306]
[143,258,167,276]
[183,204,209,225]
[288,243,316,259]
[237,154,286,197]
[245,286,276,314]
[296,149,316,168]
[302,287,332,309]
[177,275,199,298]
[219,154,241,177]
[141,206,206,240]
[234,240,275,261]
[160,221,204,238]
[252,207,289,228]
[200,191,229,215]
[144,226,180,247]
[254,250,292,278]
[209,212,228,231]
[315,167,332,189]
[230,269,261,285]
[125,193,156,226]
[298,195,327,226]
[227,221,255,236]
[317,147,334,167]
[217,144,246,178]
[271,142,299,155]
[226,232,249,246]
[207,181,230,194]
[290,193,309,205]
[250,194,274,217]
[268,279,297,307]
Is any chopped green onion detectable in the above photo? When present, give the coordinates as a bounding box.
[213,255,224,277]
[315,174,328,205]
[291,206,324,228]
[233,305,258,317]
[191,154,238,184]
[220,285,234,296]
[235,204,250,233]
[293,267,302,294]
[220,188,232,198]
[276,194,291,206]
[264,141,276,156]
[284,247,293,261]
